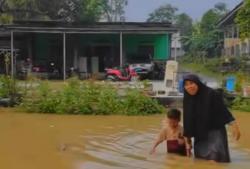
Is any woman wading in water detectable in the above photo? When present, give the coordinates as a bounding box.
[183,74,240,162]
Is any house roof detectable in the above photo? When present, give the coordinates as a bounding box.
[1,21,177,34]
[217,1,244,27]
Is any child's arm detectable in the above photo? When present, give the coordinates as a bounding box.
[149,128,166,154]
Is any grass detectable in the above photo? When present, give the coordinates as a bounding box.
[180,62,224,81]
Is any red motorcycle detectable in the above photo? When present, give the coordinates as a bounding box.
[105,66,138,81]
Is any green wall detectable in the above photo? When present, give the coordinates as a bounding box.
[123,34,170,60]
[35,34,49,60]
[34,33,170,63]
[79,34,170,60]
[154,34,170,60]
[79,34,120,45]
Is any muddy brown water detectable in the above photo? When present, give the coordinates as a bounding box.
[1,108,250,169]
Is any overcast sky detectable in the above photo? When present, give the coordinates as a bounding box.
[125,0,242,22]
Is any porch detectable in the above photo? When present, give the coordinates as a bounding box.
[0,21,176,80]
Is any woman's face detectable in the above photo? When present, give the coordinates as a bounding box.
[184,80,199,95]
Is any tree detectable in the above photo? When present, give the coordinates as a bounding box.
[78,0,105,22]
[36,0,104,22]
[0,0,108,22]
[200,3,228,32]
[200,10,218,32]
[214,2,228,15]
[102,0,128,22]
[175,13,193,36]
[183,3,228,57]
[147,4,178,23]
[199,4,228,57]
[0,13,13,23]
[36,0,67,21]
[0,0,58,21]
[182,23,207,55]
[235,0,250,39]
[0,0,128,23]
[175,13,193,52]
[0,0,7,12]
[1,0,42,20]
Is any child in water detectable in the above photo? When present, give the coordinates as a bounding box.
[150,108,190,156]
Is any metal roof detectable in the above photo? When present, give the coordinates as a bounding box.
[217,1,243,28]
[1,21,177,34]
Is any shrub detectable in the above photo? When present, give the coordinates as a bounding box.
[0,75,16,97]
[55,79,92,114]
[0,75,21,106]
[21,79,165,115]
[95,85,122,115]
[232,96,250,112]
[204,58,221,72]
[21,81,60,113]
[121,89,165,115]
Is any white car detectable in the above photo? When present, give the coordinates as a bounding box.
[129,63,153,75]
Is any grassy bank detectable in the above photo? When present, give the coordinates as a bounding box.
[180,62,224,81]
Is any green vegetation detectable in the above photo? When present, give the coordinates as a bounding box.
[232,97,250,112]
[179,56,223,80]
[0,75,19,98]
[181,3,227,58]
[0,0,128,23]
[179,54,250,81]
[235,0,250,39]
[20,78,165,115]
[147,4,178,23]
[147,2,227,59]
[146,3,193,46]
[0,75,21,106]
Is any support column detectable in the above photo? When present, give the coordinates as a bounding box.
[232,26,236,56]
[11,31,14,78]
[169,34,172,60]
[63,32,66,80]
[223,31,226,56]
[73,47,78,69]
[174,35,177,61]
[119,32,123,67]
[27,36,32,60]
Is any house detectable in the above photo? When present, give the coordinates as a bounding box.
[217,1,250,57]
[0,21,177,79]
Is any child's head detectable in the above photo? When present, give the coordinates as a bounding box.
[166,109,181,128]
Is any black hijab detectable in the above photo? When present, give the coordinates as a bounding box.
[182,74,235,139]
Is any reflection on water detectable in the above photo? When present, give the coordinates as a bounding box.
[0,108,250,169]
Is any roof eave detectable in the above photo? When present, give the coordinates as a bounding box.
[217,1,244,28]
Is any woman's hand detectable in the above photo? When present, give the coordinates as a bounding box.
[149,148,156,155]
[185,143,192,157]
[230,121,241,141]
[186,147,192,157]
[184,137,192,157]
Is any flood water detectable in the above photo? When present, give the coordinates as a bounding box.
[1,108,250,169]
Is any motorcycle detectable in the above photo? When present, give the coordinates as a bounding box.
[105,66,138,81]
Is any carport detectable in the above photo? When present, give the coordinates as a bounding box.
[1,21,176,80]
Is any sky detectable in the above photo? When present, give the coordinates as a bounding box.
[125,0,242,22]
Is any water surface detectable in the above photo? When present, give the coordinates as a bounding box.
[0,108,250,169]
